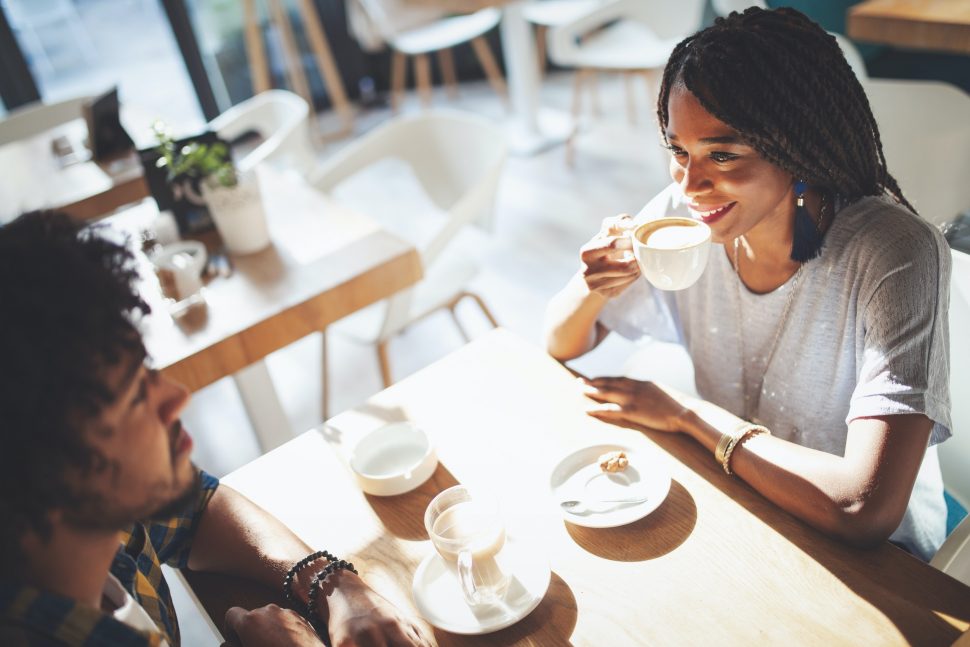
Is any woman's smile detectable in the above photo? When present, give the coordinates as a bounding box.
[689,201,736,225]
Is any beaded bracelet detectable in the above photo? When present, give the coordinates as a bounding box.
[283,550,337,612]
[306,559,358,628]
[721,424,771,475]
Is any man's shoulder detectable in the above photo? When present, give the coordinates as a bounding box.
[1,580,160,647]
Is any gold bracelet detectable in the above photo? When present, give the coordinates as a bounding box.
[722,424,771,475]
[714,421,753,467]
[714,432,734,466]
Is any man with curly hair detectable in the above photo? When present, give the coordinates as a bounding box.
[0,212,430,647]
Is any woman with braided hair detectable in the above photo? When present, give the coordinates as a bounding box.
[545,7,951,560]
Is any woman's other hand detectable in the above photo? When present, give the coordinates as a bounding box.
[581,376,689,432]
[580,214,640,300]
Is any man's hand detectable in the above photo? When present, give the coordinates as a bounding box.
[326,572,432,647]
[582,377,689,433]
[224,604,323,647]
[580,214,640,300]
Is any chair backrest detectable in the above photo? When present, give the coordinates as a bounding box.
[625,0,705,41]
[710,0,766,16]
[207,90,315,177]
[350,0,444,42]
[940,249,970,508]
[311,110,507,261]
[548,0,704,69]
[931,513,970,586]
[310,110,506,337]
[0,95,92,146]
[865,79,970,228]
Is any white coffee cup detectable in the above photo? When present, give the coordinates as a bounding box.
[153,241,207,302]
[631,217,712,291]
[424,485,511,606]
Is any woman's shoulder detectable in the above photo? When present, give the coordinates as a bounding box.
[825,195,949,273]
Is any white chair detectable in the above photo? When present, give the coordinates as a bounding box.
[928,250,969,579]
[829,35,970,228]
[547,0,706,161]
[348,0,507,110]
[0,95,92,146]
[309,111,506,403]
[207,89,315,177]
[710,0,765,16]
[940,250,970,509]
[522,0,603,75]
[932,515,970,586]
[866,79,970,228]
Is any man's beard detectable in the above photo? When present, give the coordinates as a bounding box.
[62,469,203,532]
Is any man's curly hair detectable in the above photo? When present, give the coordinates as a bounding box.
[0,211,149,571]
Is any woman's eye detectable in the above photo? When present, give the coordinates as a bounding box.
[710,151,739,163]
[667,146,687,157]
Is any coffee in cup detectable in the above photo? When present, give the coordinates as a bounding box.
[424,485,510,606]
[631,217,711,290]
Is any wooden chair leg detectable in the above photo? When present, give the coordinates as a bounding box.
[321,329,329,422]
[567,69,587,166]
[589,70,601,117]
[470,36,509,106]
[624,71,637,125]
[415,53,433,108]
[642,69,658,119]
[437,48,459,99]
[447,304,471,343]
[535,25,548,78]
[462,291,499,328]
[376,341,393,388]
[571,68,587,120]
[391,50,407,113]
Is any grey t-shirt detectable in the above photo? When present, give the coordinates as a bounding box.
[601,183,952,560]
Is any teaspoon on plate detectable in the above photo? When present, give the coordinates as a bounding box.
[560,495,649,514]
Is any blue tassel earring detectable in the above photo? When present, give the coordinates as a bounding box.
[790,180,824,262]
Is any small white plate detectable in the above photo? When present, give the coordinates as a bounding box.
[411,537,549,635]
[549,443,671,528]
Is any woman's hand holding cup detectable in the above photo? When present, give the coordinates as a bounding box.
[580,214,641,300]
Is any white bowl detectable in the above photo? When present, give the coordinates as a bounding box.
[349,422,438,496]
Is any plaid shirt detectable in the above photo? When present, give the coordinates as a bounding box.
[0,469,219,646]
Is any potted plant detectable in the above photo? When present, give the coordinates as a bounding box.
[153,122,271,254]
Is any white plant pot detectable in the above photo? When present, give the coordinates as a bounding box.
[202,173,271,254]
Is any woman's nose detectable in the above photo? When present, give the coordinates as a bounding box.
[678,162,712,198]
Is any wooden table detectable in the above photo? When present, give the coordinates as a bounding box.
[113,166,422,450]
[187,328,970,645]
[0,117,148,224]
[848,0,970,55]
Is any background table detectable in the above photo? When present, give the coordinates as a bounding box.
[0,117,148,223]
[186,328,970,645]
[848,0,970,55]
[116,166,422,450]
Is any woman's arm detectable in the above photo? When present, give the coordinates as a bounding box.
[544,214,640,360]
[583,378,932,546]
[683,408,931,546]
[544,272,611,360]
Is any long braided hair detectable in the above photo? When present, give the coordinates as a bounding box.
[657,7,914,213]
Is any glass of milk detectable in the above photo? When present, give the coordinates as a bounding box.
[424,485,511,606]
[631,216,712,290]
